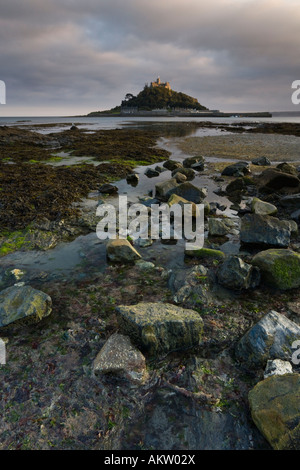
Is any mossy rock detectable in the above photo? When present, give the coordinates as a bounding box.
[185,247,225,261]
[249,374,300,450]
[251,249,300,289]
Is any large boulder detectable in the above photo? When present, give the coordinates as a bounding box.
[167,193,200,218]
[251,248,300,290]
[240,214,291,247]
[93,333,147,384]
[208,218,236,236]
[255,168,300,192]
[106,239,141,263]
[248,374,300,450]
[116,302,203,357]
[251,197,277,216]
[0,285,52,328]
[235,310,300,367]
[276,162,298,176]
[217,256,260,291]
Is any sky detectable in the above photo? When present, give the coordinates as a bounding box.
[0,0,300,116]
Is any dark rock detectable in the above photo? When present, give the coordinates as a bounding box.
[217,256,260,290]
[240,214,292,247]
[168,182,207,204]
[251,156,271,166]
[171,167,195,180]
[145,168,160,178]
[221,162,251,177]
[163,160,183,171]
[126,173,139,185]
[276,162,298,176]
[98,183,118,194]
[255,168,300,192]
[182,156,204,168]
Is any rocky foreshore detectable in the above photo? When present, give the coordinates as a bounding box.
[0,121,300,450]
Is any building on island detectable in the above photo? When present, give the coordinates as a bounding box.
[150,77,171,90]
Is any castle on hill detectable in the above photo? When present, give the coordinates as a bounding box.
[150,77,171,90]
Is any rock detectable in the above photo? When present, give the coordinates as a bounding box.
[163,160,183,171]
[169,182,207,204]
[182,156,204,168]
[191,161,205,171]
[240,214,291,247]
[276,162,298,176]
[155,165,165,173]
[255,168,300,192]
[135,260,155,270]
[171,167,195,181]
[217,256,260,291]
[167,194,200,218]
[225,177,247,194]
[93,333,147,385]
[116,302,204,357]
[248,374,300,449]
[251,156,271,166]
[251,197,278,216]
[280,194,300,210]
[168,265,214,307]
[174,172,187,183]
[98,183,118,194]
[263,359,293,379]
[145,168,159,178]
[208,218,235,236]
[221,162,250,177]
[126,173,139,185]
[155,178,179,200]
[185,247,225,261]
[136,238,153,248]
[0,285,52,328]
[251,248,300,289]
[235,310,300,367]
[106,239,141,263]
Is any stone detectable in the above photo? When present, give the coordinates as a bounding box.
[126,173,139,185]
[163,160,183,171]
[145,168,159,178]
[255,168,300,192]
[191,161,205,171]
[174,172,187,183]
[221,162,250,177]
[98,183,118,194]
[251,197,278,216]
[185,247,226,261]
[0,285,52,328]
[251,249,300,290]
[168,182,207,204]
[167,193,200,218]
[155,178,179,200]
[106,239,141,263]
[240,214,291,247]
[182,156,204,168]
[251,156,271,166]
[280,194,300,210]
[225,177,246,194]
[248,374,300,449]
[93,333,147,384]
[171,167,195,181]
[116,302,204,357]
[235,310,300,367]
[217,256,260,291]
[263,359,293,379]
[208,218,235,236]
[276,162,298,176]
[168,266,213,307]
[135,260,155,270]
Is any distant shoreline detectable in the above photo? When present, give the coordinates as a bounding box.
[86,111,272,118]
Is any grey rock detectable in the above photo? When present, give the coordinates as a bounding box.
[145,168,160,178]
[240,213,291,247]
[0,285,52,328]
[221,162,250,177]
[251,156,271,166]
[155,178,179,200]
[264,359,293,379]
[93,333,147,384]
[106,239,141,263]
[182,156,204,168]
[208,218,236,236]
[168,182,207,204]
[98,183,118,194]
[163,160,183,171]
[217,256,260,291]
[235,310,300,367]
[171,167,195,180]
[251,197,278,216]
[116,302,204,357]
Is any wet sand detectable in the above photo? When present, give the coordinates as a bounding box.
[179,132,300,163]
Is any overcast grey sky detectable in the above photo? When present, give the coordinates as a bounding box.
[0,0,299,116]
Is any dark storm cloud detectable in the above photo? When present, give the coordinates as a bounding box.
[1,0,299,114]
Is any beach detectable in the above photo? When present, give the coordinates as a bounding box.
[0,118,300,450]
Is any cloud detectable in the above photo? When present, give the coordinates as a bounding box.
[0,0,299,115]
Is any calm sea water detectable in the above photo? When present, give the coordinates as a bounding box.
[0,113,300,133]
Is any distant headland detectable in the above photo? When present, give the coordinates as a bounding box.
[86,78,272,118]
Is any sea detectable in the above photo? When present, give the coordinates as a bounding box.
[0,111,300,134]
